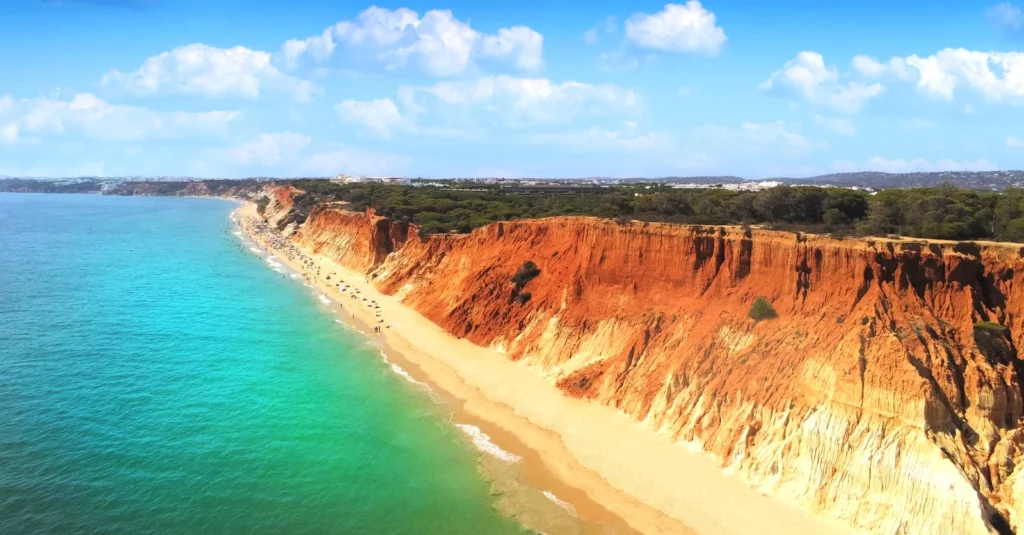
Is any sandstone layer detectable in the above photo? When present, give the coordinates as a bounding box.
[267,185,1024,535]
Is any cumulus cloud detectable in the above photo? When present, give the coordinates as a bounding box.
[480,27,544,71]
[904,49,1024,102]
[1,92,238,140]
[760,52,884,112]
[230,132,310,167]
[335,98,409,137]
[625,1,726,56]
[988,2,1023,31]
[848,48,1024,104]
[1008,136,1024,149]
[813,114,856,135]
[281,7,543,76]
[101,44,319,101]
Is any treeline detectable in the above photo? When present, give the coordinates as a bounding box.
[286,179,1024,242]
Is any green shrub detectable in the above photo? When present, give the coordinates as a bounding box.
[516,292,532,305]
[974,321,1008,332]
[255,197,270,215]
[749,297,778,321]
[512,261,541,288]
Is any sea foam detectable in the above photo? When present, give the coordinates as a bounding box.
[542,491,577,516]
[378,350,434,393]
[456,424,521,463]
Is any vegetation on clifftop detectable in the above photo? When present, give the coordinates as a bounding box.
[285,179,1024,242]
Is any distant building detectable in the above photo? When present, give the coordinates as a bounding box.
[669,180,782,192]
[331,174,410,185]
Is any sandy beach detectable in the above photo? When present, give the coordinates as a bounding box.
[235,202,856,535]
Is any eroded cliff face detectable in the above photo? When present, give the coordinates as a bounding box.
[265,186,1024,535]
[261,185,301,229]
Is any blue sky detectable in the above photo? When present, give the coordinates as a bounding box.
[2,0,1023,178]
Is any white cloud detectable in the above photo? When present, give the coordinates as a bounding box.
[584,29,599,44]
[230,132,310,167]
[480,26,543,71]
[988,2,1023,30]
[963,103,976,114]
[336,76,640,138]
[828,81,884,113]
[842,156,999,173]
[4,92,238,140]
[402,75,640,127]
[1008,136,1024,149]
[760,51,835,99]
[851,55,913,80]
[335,98,409,137]
[678,86,692,97]
[282,7,543,76]
[813,114,856,135]
[905,49,1024,102]
[760,51,884,112]
[625,1,726,56]
[102,44,318,102]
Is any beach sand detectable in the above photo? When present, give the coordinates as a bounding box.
[236,203,856,535]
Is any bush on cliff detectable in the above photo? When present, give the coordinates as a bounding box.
[749,297,778,321]
[975,321,1008,332]
[512,261,541,289]
[255,197,270,215]
[516,292,532,305]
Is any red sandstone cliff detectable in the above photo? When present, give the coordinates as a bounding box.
[271,186,1024,534]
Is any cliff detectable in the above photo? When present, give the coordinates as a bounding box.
[273,187,1024,535]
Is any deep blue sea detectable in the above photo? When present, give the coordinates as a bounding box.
[0,193,527,534]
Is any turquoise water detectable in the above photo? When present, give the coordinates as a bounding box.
[0,193,525,534]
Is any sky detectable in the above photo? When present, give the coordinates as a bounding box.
[2,0,1024,178]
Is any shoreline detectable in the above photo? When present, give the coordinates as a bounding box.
[234,203,858,535]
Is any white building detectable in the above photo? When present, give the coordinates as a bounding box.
[331,174,410,185]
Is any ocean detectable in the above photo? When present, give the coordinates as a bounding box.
[0,193,527,534]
